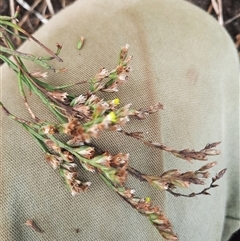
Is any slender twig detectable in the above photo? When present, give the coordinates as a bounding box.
[61,0,66,8]
[211,0,223,25]
[18,0,42,27]
[46,0,55,15]
[127,166,146,182]
[0,101,37,127]
[0,46,56,70]
[15,0,49,24]
[17,70,40,121]
[118,129,220,161]
[0,20,62,61]
[235,34,240,48]
[1,34,40,121]
[9,0,21,45]
[2,41,67,122]
[207,3,213,13]
[127,164,227,198]
[166,168,227,197]
[224,13,240,25]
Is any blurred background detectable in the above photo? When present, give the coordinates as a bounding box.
[0,0,239,52]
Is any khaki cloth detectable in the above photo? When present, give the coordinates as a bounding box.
[1,0,239,240]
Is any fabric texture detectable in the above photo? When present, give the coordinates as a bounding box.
[0,0,239,240]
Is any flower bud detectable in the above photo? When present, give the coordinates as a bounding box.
[75,146,95,159]
[45,153,62,169]
[47,91,68,103]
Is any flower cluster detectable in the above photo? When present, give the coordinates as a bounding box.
[44,149,91,196]
[114,186,177,240]
[89,152,129,186]
[130,196,176,239]
[44,138,129,193]
[0,18,227,240]
[88,44,132,93]
[60,168,91,196]
[142,161,217,190]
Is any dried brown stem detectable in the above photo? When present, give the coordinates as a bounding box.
[9,0,21,45]
[0,101,36,126]
[46,0,55,15]
[119,129,221,162]
[127,166,146,182]
[225,13,240,26]
[11,22,62,61]
[127,164,227,198]
[166,168,227,197]
[18,0,42,27]
[211,0,223,25]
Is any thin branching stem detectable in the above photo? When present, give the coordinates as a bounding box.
[166,168,227,197]
[0,19,63,62]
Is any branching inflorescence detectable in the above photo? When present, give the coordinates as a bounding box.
[0,9,226,241]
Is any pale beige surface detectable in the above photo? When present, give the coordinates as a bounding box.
[0,0,239,240]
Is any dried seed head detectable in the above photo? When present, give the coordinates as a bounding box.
[59,119,80,135]
[115,167,128,185]
[76,146,95,159]
[48,91,68,103]
[198,161,217,171]
[41,124,57,134]
[81,162,96,172]
[62,151,74,162]
[44,139,61,152]
[111,153,129,167]
[95,67,109,80]
[61,162,78,172]
[30,71,48,79]
[216,168,227,180]
[203,149,221,156]
[45,153,62,169]
[119,44,129,62]
[108,98,120,109]
[70,181,91,196]
[73,104,90,118]
[70,94,87,107]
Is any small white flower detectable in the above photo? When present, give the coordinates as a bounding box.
[30,71,48,79]
[118,73,127,81]
[75,94,87,104]
[84,181,91,186]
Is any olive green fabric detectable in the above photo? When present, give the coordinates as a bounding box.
[0,0,239,240]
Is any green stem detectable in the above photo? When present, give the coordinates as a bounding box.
[0,101,38,127]
[0,20,63,62]
[22,76,67,123]
[2,53,66,122]
[18,70,27,98]
[0,6,19,20]
[99,173,117,191]
[0,46,55,70]
[0,54,78,93]
[0,102,47,151]
[22,124,48,153]
[22,124,45,142]
[0,25,28,40]
[0,54,18,70]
